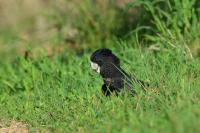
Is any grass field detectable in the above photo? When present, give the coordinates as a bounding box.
[0,0,200,132]
[0,45,200,132]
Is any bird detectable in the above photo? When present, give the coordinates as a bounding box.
[90,48,148,96]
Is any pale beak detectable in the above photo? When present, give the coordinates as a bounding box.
[91,62,100,73]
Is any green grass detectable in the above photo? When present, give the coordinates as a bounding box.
[0,45,199,132]
[0,0,199,132]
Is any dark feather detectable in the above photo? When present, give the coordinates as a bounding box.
[91,48,148,96]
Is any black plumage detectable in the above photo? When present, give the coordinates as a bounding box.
[90,48,147,96]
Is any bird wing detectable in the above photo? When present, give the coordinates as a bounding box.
[104,77,136,96]
[120,68,149,91]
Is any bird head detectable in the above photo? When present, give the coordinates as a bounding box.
[90,48,120,73]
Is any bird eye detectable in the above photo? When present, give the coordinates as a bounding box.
[98,59,103,65]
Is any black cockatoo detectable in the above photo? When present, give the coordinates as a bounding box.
[90,48,148,96]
